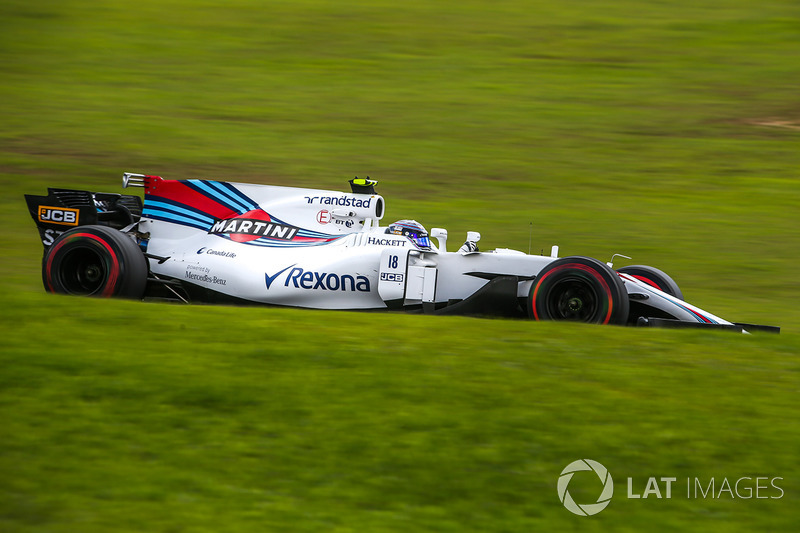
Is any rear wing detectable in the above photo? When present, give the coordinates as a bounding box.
[25,187,143,249]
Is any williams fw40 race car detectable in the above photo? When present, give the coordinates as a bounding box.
[25,174,778,333]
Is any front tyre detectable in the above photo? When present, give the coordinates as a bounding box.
[529,256,629,325]
[43,225,148,299]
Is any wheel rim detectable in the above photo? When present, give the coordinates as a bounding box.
[546,277,599,321]
[57,246,108,295]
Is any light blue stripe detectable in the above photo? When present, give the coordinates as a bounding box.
[143,211,209,231]
[647,287,716,324]
[216,181,260,211]
[188,180,250,213]
[206,180,258,211]
[297,229,338,238]
[247,241,333,248]
[246,237,335,247]
[145,200,215,225]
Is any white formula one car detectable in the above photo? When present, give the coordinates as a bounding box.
[25,174,778,333]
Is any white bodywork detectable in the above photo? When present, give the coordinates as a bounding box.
[129,174,736,326]
[138,176,554,310]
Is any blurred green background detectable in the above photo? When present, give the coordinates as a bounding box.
[1,0,798,531]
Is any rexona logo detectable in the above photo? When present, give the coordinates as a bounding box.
[265,265,370,292]
[38,206,79,226]
[209,209,299,243]
[558,459,614,516]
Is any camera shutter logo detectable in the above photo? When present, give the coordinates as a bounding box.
[557,459,614,516]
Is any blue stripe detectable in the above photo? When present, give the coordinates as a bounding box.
[647,287,717,324]
[145,195,216,219]
[211,234,329,248]
[268,213,292,225]
[184,180,249,213]
[143,207,206,227]
[204,180,258,212]
[296,229,339,238]
[143,210,341,247]
[215,181,260,211]
[144,199,215,226]
[246,240,336,248]
[143,211,209,231]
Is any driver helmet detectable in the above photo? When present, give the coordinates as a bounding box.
[387,219,431,250]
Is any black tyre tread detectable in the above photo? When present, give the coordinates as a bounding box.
[529,256,629,325]
[43,225,148,299]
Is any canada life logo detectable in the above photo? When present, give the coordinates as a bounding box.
[557,459,614,516]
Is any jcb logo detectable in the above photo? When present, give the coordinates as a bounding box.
[38,206,79,226]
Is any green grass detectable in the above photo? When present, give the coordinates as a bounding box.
[2,295,798,532]
[1,0,799,530]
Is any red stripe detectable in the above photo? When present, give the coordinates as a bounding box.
[91,235,120,297]
[632,274,663,291]
[687,307,712,324]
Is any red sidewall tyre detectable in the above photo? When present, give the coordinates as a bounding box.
[529,256,629,325]
[43,225,147,299]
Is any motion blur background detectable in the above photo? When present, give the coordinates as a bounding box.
[1,1,798,531]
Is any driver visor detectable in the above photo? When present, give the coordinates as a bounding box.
[405,230,431,249]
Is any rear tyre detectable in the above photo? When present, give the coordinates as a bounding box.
[529,256,629,325]
[617,265,683,300]
[43,225,148,299]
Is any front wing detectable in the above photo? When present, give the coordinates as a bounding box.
[620,273,779,334]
